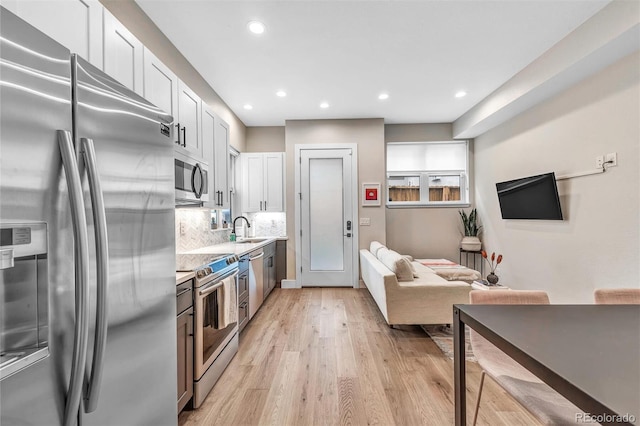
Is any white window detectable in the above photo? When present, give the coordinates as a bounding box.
[386,141,469,207]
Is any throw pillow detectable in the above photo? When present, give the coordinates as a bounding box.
[403,255,419,278]
[377,248,414,282]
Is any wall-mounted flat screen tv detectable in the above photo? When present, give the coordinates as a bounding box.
[496,172,563,220]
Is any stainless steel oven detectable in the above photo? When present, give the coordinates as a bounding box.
[177,253,239,408]
[175,150,209,206]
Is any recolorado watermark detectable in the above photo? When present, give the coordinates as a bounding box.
[576,412,636,423]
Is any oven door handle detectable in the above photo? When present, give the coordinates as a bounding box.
[198,270,239,297]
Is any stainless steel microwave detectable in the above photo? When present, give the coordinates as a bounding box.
[175,151,209,206]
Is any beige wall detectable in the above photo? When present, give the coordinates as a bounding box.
[284,119,386,279]
[384,123,475,261]
[100,0,246,152]
[474,52,639,303]
[246,127,285,152]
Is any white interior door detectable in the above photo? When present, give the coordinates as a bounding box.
[298,147,357,287]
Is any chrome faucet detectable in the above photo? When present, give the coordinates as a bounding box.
[232,216,251,237]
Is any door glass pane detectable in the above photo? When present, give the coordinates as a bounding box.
[309,158,344,270]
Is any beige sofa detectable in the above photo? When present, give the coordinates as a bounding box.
[360,242,471,325]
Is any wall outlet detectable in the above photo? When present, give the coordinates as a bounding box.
[605,152,617,167]
[359,217,371,226]
[596,155,604,168]
[180,221,186,236]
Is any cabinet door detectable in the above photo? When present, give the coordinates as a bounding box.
[238,299,249,333]
[103,9,144,95]
[143,48,178,119]
[214,116,230,208]
[242,153,265,212]
[264,153,284,212]
[177,80,203,157]
[5,0,103,69]
[263,254,271,299]
[237,271,249,302]
[201,104,216,207]
[177,307,193,413]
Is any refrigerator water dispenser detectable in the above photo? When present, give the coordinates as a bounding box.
[0,222,49,380]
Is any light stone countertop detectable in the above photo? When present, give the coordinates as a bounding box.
[183,236,288,257]
[176,271,195,285]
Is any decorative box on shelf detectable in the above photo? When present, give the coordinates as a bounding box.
[471,280,509,291]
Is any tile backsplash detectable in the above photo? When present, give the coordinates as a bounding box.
[243,212,286,237]
[175,208,231,253]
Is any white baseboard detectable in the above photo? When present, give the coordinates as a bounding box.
[281,279,299,289]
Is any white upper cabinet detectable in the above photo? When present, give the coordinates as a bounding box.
[213,116,230,209]
[103,9,143,95]
[263,153,284,212]
[176,81,202,158]
[3,0,104,69]
[143,48,178,119]
[202,106,230,209]
[241,153,284,213]
[201,104,216,208]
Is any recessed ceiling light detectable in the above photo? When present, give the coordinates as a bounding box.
[455,91,467,98]
[247,21,266,35]
[320,102,329,109]
[276,90,287,97]
[243,104,253,110]
[378,93,389,100]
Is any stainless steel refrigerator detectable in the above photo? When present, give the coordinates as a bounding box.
[0,8,177,425]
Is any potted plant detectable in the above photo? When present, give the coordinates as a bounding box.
[459,208,482,251]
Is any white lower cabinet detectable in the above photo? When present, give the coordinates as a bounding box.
[241,152,284,213]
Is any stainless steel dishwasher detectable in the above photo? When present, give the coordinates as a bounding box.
[248,248,264,319]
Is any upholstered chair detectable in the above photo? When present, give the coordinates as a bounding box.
[469,290,583,425]
[594,288,640,304]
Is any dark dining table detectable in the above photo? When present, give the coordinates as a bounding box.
[453,304,640,425]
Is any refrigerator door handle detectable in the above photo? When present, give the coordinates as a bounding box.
[57,130,90,426]
[80,138,109,413]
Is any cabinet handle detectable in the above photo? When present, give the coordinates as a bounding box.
[181,126,186,147]
[175,123,181,145]
[260,201,262,211]
[264,200,267,211]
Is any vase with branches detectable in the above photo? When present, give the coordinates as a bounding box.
[481,250,503,284]
[459,208,482,251]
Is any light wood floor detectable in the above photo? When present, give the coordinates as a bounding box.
[179,288,541,426]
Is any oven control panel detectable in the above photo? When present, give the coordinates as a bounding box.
[194,254,240,280]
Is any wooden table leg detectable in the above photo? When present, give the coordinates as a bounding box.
[454,306,466,425]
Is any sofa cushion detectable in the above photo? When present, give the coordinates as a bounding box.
[369,241,386,257]
[377,248,414,282]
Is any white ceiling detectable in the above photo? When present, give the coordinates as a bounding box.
[136,0,610,127]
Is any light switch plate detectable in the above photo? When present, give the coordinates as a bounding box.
[359,218,371,226]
